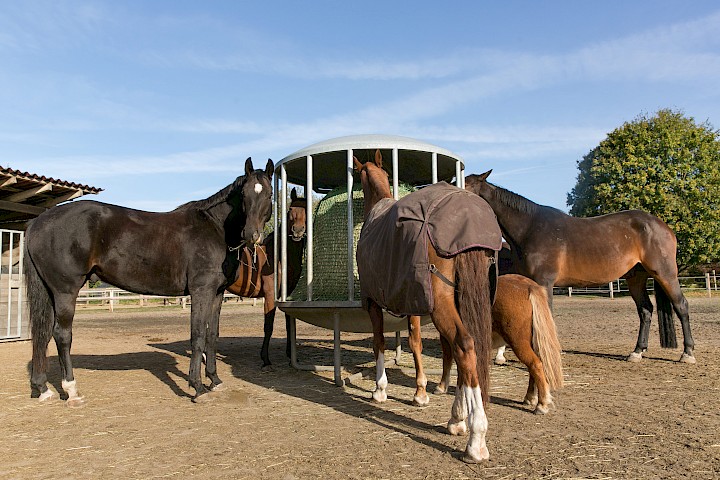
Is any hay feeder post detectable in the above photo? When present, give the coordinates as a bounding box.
[274,135,465,386]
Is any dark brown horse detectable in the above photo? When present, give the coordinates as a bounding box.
[354,150,501,463]
[465,170,695,364]
[418,274,564,414]
[25,158,274,404]
[226,188,307,370]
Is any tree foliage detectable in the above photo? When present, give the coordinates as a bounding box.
[567,109,720,270]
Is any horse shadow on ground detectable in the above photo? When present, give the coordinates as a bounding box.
[28,351,191,400]
[147,334,531,454]
[562,349,678,363]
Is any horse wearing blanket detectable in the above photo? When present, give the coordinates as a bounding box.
[354,150,501,463]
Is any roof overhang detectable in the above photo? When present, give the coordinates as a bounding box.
[0,167,102,230]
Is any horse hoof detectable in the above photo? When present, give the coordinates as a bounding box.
[679,353,696,364]
[66,396,86,408]
[494,357,507,365]
[534,404,549,415]
[433,385,448,395]
[261,364,275,373]
[38,389,55,402]
[447,419,467,436]
[627,352,643,363]
[372,389,387,403]
[462,446,489,464]
[523,396,538,407]
[211,382,226,392]
[413,394,430,407]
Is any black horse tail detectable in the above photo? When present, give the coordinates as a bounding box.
[455,248,493,406]
[656,284,678,349]
[25,243,54,374]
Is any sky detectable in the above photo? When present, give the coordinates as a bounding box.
[2,1,719,212]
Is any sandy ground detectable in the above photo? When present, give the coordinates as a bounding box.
[1,295,719,479]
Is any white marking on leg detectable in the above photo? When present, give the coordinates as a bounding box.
[372,351,388,402]
[38,384,55,402]
[447,387,468,435]
[62,379,85,406]
[463,385,489,462]
[494,345,507,364]
[254,183,263,194]
[627,351,643,362]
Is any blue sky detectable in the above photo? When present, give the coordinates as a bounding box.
[2,1,719,212]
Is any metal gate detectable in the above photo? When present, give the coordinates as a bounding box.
[1,229,27,341]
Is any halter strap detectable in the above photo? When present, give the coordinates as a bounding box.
[429,264,456,288]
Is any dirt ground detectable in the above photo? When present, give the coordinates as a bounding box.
[1,295,719,479]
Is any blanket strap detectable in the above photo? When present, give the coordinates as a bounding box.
[429,264,456,288]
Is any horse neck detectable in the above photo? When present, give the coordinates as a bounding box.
[484,184,539,244]
[362,180,392,220]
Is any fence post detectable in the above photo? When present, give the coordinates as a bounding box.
[568,286,572,297]
[609,282,614,299]
[707,272,712,298]
[713,270,717,291]
[109,289,115,312]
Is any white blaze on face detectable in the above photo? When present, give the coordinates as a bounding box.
[254,183,263,194]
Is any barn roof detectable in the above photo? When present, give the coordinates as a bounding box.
[0,166,102,230]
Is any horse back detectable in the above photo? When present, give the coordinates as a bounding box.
[26,200,226,296]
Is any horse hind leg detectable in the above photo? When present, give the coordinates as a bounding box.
[655,277,695,363]
[434,334,453,395]
[494,344,507,365]
[407,315,429,406]
[369,300,388,403]
[53,293,84,407]
[626,273,653,362]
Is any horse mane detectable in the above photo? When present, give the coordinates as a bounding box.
[173,175,245,212]
[488,184,541,215]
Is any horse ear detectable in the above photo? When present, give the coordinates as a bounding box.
[245,157,254,176]
[374,149,383,168]
[265,159,274,178]
[353,156,363,172]
[291,187,297,201]
[479,169,492,181]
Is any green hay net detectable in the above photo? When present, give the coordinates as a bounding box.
[290,183,415,302]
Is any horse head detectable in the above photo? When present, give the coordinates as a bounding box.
[353,149,392,220]
[464,170,493,200]
[288,187,307,242]
[241,157,274,245]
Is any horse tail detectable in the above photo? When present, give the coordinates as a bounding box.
[529,285,564,390]
[24,241,54,374]
[655,284,678,349]
[455,249,493,406]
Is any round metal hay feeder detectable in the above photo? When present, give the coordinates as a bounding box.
[274,134,465,384]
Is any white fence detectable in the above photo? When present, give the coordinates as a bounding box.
[559,272,718,298]
[76,288,260,312]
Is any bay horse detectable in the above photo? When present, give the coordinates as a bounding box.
[25,158,274,404]
[226,188,307,370]
[354,150,501,463]
[414,274,564,414]
[465,170,695,364]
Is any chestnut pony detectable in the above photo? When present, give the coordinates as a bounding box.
[465,170,695,364]
[414,274,564,415]
[226,188,307,369]
[354,150,499,463]
[25,158,274,404]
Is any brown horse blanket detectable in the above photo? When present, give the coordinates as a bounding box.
[356,181,502,316]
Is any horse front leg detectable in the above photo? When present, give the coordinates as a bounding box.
[368,300,388,402]
[407,315,429,406]
[189,292,222,401]
[260,288,276,371]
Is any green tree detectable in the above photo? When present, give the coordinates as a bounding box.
[567,109,720,270]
